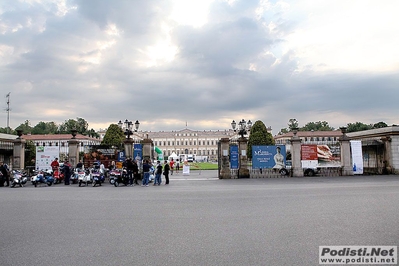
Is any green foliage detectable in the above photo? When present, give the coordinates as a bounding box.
[247,120,275,159]
[31,121,58,134]
[373,121,388,129]
[59,117,89,134]
[301,121,334,131]
[101,124,125,147]
[24,140,36,167]
[15,120,33,134]
[346,122,372,133]
[0,127,15,134]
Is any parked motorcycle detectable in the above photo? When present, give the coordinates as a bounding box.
[109,169,122,185]
[91,168,104,187]
[52,169,65,184]
[113,168,129,187]
[10,170,28,188]
[31,170,54,187]
[78,169,91,187]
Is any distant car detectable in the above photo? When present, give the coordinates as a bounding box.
[283,160,319,176]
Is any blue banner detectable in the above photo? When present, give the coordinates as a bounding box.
[252,145,286,169]
[133,144,142,163]
[230,145,239,169]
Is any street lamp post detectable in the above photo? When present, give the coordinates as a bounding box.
[118,119,140,139]
[118,119,140,159]
[231,119,252,178]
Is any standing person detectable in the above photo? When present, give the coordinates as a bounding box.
[126,158,135,186]
[109,161,116,171]
[154,161,162,186]
[176,159,180,174]
[63,160,72,185]
[0,161,10,187]
[163,160,170,185]
[132,160,139,185]
[141,159,151,187]
[51,158,59,171]
[169,159,175,175]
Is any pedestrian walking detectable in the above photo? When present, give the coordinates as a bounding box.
[163,160,170,185]
[154,161,162,185]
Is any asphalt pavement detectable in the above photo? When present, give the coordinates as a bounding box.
[1,172,398,266]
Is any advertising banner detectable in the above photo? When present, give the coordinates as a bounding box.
[35,146,60,170]
[301,145,319,168]
[134,144,142,163]
[252,145,286,169]
[350,140,363,174]
[316,144,341,167]
[230,145,239,169]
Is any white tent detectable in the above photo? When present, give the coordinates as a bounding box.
[168,152,179,161]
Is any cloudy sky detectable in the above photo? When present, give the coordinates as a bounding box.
[1,0,398,134]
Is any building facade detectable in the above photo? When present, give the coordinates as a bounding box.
[136,128,237,162]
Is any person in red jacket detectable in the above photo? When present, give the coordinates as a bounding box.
[50,158,59,171]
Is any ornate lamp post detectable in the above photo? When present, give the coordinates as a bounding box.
[231,119,252,138]
[118,119,140,159]
[231,119,252,178]
[118,119,140,139]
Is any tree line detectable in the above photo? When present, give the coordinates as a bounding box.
[278,119,394,135]
[0,118,100,138]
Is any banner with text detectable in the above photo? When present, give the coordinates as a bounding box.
[35,146,60,170]
[252,145,286,169]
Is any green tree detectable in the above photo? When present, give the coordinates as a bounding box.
[301,121,334,131]
[15,120,32,134]
[346,122,372,133]
[59,117,88,134]
[0,127,15,134]
[32,121,59,134]
[101,124,124,147]
[372,121,388,129]
[247,120,275,159]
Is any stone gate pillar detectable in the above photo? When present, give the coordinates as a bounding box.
[123,138,134,159]
[142,138,153,162]
[238,137,249,178]
[13,130,26,170]
[68,141,80,168]
[340,127,353,176]
[291,128,303,177]
[219,138,231,179]
[381,136,392,174]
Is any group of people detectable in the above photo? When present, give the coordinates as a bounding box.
[50,157,73,185]
[117,158,180,186]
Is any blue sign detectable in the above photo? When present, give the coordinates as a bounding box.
[134,144,142,162]
[230,145,239,169]
[118,151,126,162]
[252,145,286,169]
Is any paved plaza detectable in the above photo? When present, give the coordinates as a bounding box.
[1,171,398,266]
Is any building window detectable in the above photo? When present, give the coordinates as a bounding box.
[168,141,170,145]
[177,141,179,145]
[194,141,196,145]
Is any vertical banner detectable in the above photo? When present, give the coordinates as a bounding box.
[35,146,60,170]
[134,143,142,162]
[350,140,363,174]
[230,145,239,169]
[252,145,286,169]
